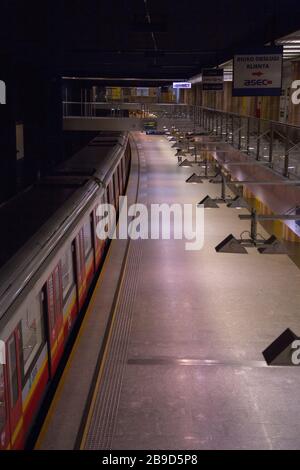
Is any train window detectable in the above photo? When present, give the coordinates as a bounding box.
[96,196,109,240]
[118,164,123,193]
[0,365,5,431]
[21,297,45,375]
[61,246,74,301]
[122,155,126,179]
[8,336,19,407]
[83,220,92,258]
[114,173,119,199]
[109,180,114,204]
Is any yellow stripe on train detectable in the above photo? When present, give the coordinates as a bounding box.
[11,416,24,446]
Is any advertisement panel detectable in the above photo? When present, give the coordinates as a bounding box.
[111,87,122,100]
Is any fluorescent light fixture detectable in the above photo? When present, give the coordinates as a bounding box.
[0,80,5,104]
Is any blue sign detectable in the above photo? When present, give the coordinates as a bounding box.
[173,82,192,89]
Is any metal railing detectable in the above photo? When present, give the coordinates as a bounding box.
[62,101,300,179]
[143,104,300,179]
[63,101,148,118]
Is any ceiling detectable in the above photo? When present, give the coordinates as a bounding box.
[2,0,300,85]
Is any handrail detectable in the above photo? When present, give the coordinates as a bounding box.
[196,105,300,130]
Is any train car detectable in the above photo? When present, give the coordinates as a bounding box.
[0,131,131,450]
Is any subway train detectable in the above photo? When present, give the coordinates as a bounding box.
[0,131,131,450]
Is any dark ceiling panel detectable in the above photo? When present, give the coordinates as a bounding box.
[3,0,300,84]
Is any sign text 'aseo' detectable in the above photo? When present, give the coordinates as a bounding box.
[233,47,283,97]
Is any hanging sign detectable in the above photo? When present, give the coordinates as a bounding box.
[233,47,283,96]
[202,69,224,91]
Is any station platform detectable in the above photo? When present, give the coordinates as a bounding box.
[36,132,300,451]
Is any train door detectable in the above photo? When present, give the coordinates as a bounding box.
[105,188,112,246]
[107,181,116,241]
[118,163,123,195]
[61,244,78,338]
[0,363,10,449]
[122,156,126,190]
[93,198,106,267]
[75,230,87,309]
[83,216,95,287]
[113,173,119,211]
[93,208,100,268]
[125,147,131,177]
[6,326,24,448]
[46,263,64,374]
[108,179,114,207]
